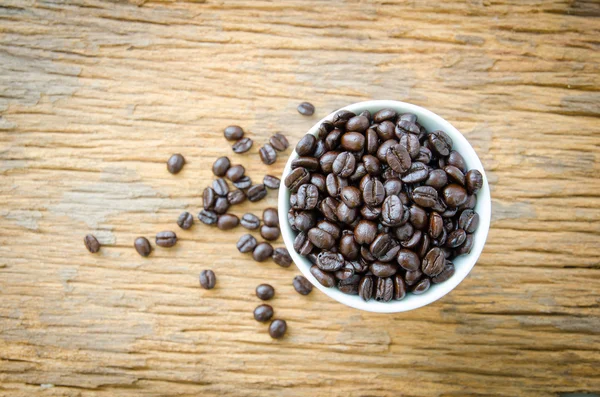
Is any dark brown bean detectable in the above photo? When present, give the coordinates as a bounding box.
[397,249,420,271]
[232,137,253,153]
[428,130,453,156]
[412,186,438,208]
[241,213,260,230]
[310,265,336,287]
[269,319,287,339]
[213,197,230,214]
[386,144,411,174]
[332,152,356,178]
[256,284,275,300]
[381,195,404,226]
[199,270,216,289]
[448,151,467,173]
[203,187,216,210]
[155,231,177,247]
[373,108,397,123]
[316,251,345,271]
[84,234,100,253]
[405,269,423,286]
[263,175,281,189]
[455,234,474,256]
[177,212,194,229]
[254,304,274,322]
[466,169,484,195]
[233,176,252,189]
[425,169,448,190]
[247,184,267,202]
[167,154,185,174]
[224,125,244,141]
[273,247,292,267]
[259,144,277,165]
[253,242,274,262]
[226,164,245,182]
[332,110,355,128]
[422,247,445,277]
[393,275,407,300]
[134,237,151,257]
[292,156,319,171]
[213,178,229,196]
[294,232,314,255]
[377,120,396,141]
[358,275,374,301]
[429,212,443,239]
[370,262,398,277]
[443,184,468,207]
[341,132,366,151]
[401,162,429,184]
[217,214,239,230]
[227,189,246,205]
[261,225,280,241]
[284,167,311,193]
[293,275,313,295]
[411,278,431,294]
[198,210,218,225]
[296,134,317,156]
[270,133,289,151]
[237,234,257,253]
[307,228,335,250]
[432,262,455,283]
[212,156,230,177]
[375,277,393,302]
[297,102,315,116]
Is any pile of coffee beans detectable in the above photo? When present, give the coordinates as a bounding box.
[285,108,483,302]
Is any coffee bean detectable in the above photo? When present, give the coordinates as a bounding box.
[401,162,429,184]
[167,154,185,174]
[455,234,474,256]
[412,186,438,208]
[363,179,385,207]
[358,275,374,301]
[416,146,432,164]
[296,184,319,210]
[292,156,319,171]
[384,178,402,197]
[370,233,396,260]
[393,274,407,300]
[319,151,339,173]
[310,265,335,287]
[224,125,244,141]
[381,195,404,226]
[401,229,422,249]
[396,119,420,136]
[350,162,367,182]
[237,234,257,253]
[256,284,275,300]
[360,205,381,221]
[84,234,100,253]
[316,251,344,271]
[332,152,356,178]
[293,275,313,295]
[335,261,356,280]
[444,165,465,186]
[258,208,277,228]
[237,214,259,231]
[295,211,317,232]
[412,278,431,294]
[134,237,151,257]
[340,132,366,152]
[217,214,239,230]
[432,262,455,283]
[459,194,477,211]
[273,247,292,267]
[338,275,360,295]
[458,209,479,233]
[310,174,326,193]
[332,110,355,128]
[428,130,453,156]
[370,262,398,277]
[346,115,370,133]
[263,175,281,189]
[325,128,342,150]
[247,184,267,202]
[199,269,216,289]
[156,231,177,247]
[258,144,277,165]
[270,133,289,151]
[446,229,467,248]
[373,108,397,123]
[295,134,317,156]
[297,102,315,116]
[375,277,393,302]
[284,167,311,193]
[377,121,396,141]
[254,304,274,322]
[316,220,341,240]
[326,173,347,198]
[213,178,229,196]
[366,128,379,154]
[340,186,362,208]
[443,184,468,207]
[336,202,358,224]
[261,225,280,241]
[232,137,253,153]
[269,319,287,339]
[339,233,359,260]
[422,247,445,276]
[203,187,216,210]
[405,269,423,286]
[227,189,246,205]
[313,139,327,158]
[429,212,443,238]
[466,169,483,195]
[353,220,377,245]
[213,197,230,214]
[198,210,218,225]
[307,227,335,250]
[394,222,414,241]
[425,169,448,190]
[447,151,467,173]
[363,154,382,176]
[212,156,230,176]
[253,242,273,262]
[397,249,420,271]
[225,165,245,182]
[399,133,420,159]
[386,144,411,174]
[376,139,397,163]
[177,212,194,229]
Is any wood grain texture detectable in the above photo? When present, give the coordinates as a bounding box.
[1,0,599,396]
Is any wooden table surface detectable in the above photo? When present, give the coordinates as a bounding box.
[1,1,599,396]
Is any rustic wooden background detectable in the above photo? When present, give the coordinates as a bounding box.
[1,0,599,396]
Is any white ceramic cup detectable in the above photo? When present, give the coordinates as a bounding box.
[278,100,491,313]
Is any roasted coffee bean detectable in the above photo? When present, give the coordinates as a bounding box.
[335,262,356,280]
[270,133,289,151]
[340,186,362,208]
[237,234,257,253]
[84,234,100,253]
[363,179,385,207]
[412,278,431,294]
[217,214,239,230]
[253,242,274,262]
[293,275,313,295]
[336,202,358,224]
[296,184,319,210]
[292,211,315,232]
[332,109,355,128]
[260,208,278,227]
[350,162,367,181]
[444,165,465,186]
[317,120,335,139]
[227,189,246,205]
[332,152,356,178]
[247,184,267,202]
[261,225,280,241]
[292,156,319,171]
[455,234,474,256]
[312,139,327,159]
[212,156,230,177]
[360,246,376,262]
[446,229,467,248]
[317,251,345,271]
[405,269,423,286]
[314,220,339,240]
[363,154,382,176]
[384,178,402,197]
[199,270,216,289]
[198,210,218,225]
[428,130,453,156]
[412,186,438,208]
[294,232,314,255]
[459,194,477,211]
[346,115,370,133]
[339,233,359,260]
[370,262,398,277]
[213,178,229,196]
[326,173,347,198]
[224,125,244,141]
[354,220,377,245]
[466,169,483,195]
[156,231,177,247]
[241,213,260,230]
[287,209,298,232]
[459,209,479,233]
[310,174,326,193]
[376,139,397,163]
[256,284,275,300]
[226,165,245,182]
[425,169,448,190]
[375,277,393,302]
[269,319,287,339]
[259,144,277,165]
[177,212,194,229]
[308,227,336,250]
[214,197,230,214]
[203,187,216,210]
[134,237,151,257]
[366,128,379,154]
[263,175,281,189]
[359,110,372,121]
[295,134,317,156]
[319,151,339,173]
[358,275,374,301]
[443,184,468,207]
[429,212,443,238]
[386,144,411,174]
[396,119,420,137]
[401,162,429,184]
[338,275,360,295]
[273,247,292,267]
[360,205,381,220]
[233,176,252,189]
[254,304,274,322]
[370,233,397,261]
[232,137,253,153]
[377,120,396,141]
[432,227,448,248]
[399,133,420,159]
[341,132,366,151]
[432,262,455,283]
[422,247,445,276]
[416,146,432,164]
[393,274,407,300]
[325,128,342,151]
[373,108,397,123]
[397,249,420,271]
[381,195,404,226]
[409,206,428,230]
[310,265,336,287]
[448,151,467,173]
[285,167,311,193]
[394,222,414,241]
[297,102,315,116]
[167,154,185,174]
[401,229,422,249]
[416,232,430,258]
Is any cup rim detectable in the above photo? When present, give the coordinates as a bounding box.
[278,100,491,313]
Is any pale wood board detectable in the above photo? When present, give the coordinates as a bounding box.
[0,0,599,396]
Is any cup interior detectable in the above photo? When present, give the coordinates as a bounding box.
[278,100,491,313]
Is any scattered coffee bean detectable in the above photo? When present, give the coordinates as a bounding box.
[84,234,100,253]
[212,156,230,177]
[199,269,216,289]
[272,247,292,267]
[213,178,229,196]
[254,304,274,322]
[263,175,281,189]
[198,209,218,225]
[310,265,336,287]
[253,242,273,262]
[259,144,277,165]
[269,319,287,338]
[261,225,280,241]
[466,169,483,195]
[247,184,267,202]
[233,176,252,189]
[227,189,246,205]
[232,137,253,153]
[296,135,317,156]
[177,212,194,229]
[213,196,230,214]
[155,231,177,247]
[270,133,289,151]
[262,208,278,227]
[358,275,374,301]
[226,165,245,182]
[256,284,275,300]
[203,187,216,210]
[293,275,313,295]
[167,154,185,174]
[224,125,244,141]
[237,234,257,253]
[134,237,151,257]
[217,214,239,230]
[241,213,261,230]
[297,102,315,116]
